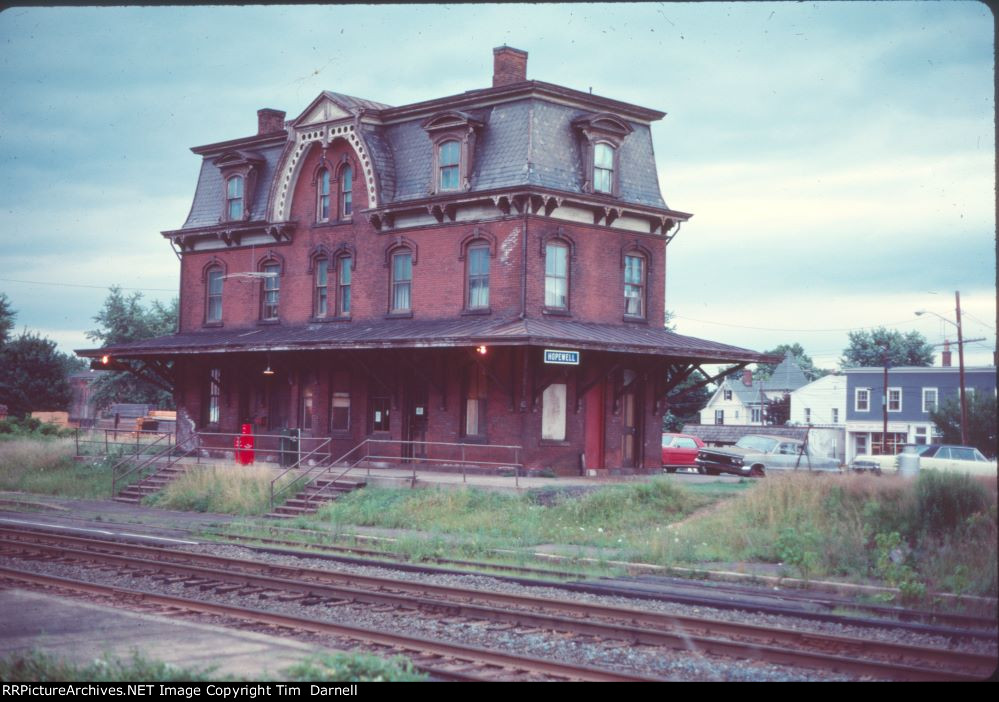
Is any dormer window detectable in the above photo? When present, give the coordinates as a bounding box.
[594,144,615,194]
[422,111,483,195]
[439,141,461,191]
[214,149,263,223]
[226,176,244,220]
[572,113,632,197]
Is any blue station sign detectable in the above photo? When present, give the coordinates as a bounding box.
[544,349,580,365]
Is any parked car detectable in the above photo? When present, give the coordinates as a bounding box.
[851,444,997,477]
[695,434,842,477]
[661,433,705,473]
[849,444,930,474]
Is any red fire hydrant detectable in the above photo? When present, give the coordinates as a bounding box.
[235,423,255,465]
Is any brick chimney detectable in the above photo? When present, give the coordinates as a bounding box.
[257,108,286,135]
[742,369,753,387]
[493,46,528,87]
[942,340,952,367]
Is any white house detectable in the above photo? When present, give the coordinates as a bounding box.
[790,374,846,427]
[699,354,808,426]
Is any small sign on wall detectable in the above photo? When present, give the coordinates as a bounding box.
[544,349,580,365]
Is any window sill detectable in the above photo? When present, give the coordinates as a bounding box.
[539,439,571,447]
[257,319,281,326]
[542,308,572,317]
[622,315,648,324]
[202,321,224,328]
[310,316,352,323]
[310,219,352,230]
[459,436,489,445]
[385,311,413,319]
[461,308,492,316]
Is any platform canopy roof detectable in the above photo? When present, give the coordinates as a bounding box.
[78,317,775,365]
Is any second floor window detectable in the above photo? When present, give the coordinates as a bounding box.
[340,165,353,218]
[888,387,902,412]
[206,267,223,323]
[317,168,330,221]
[338,256,352,316]
[545,242,569,310]
[391,251,412,313]
[623,254,645,317]
[593,143,614,194]
[314,257,328,317]
[261,262,280,320]
[922,388,938,413]
[439,140,460,191]
[855,388,870,412]
[467,245,490,309]
[226,175,244,220]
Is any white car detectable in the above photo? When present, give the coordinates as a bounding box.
[851,444,997,477]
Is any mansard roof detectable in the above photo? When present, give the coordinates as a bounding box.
[173,79,678,231]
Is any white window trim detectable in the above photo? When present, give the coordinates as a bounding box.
[887,387,902,413]
[921,387,938,413]
[855,388,870,412]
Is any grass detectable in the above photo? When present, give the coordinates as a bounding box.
[309,478,740,550]
[147,464,295,516]
[0,438,114,498]
[0,649,426,682]
[635,471,998,599]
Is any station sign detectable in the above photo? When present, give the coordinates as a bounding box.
[544,349,580,365]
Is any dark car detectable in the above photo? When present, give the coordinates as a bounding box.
[696,434,842,477]
[661,433,705,473]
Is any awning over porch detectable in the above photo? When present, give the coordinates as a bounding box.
[76,317,775,365]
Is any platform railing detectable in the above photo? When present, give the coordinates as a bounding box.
[110,433,198,498]
[269,438,524,511]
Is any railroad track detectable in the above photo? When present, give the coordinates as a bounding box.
[208,526,996,634]
[1,527,994,681]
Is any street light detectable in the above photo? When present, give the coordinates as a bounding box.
[915,290,967,444]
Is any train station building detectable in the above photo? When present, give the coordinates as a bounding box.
[79,47,769,475]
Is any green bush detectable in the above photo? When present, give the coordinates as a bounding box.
[282,652,426,682]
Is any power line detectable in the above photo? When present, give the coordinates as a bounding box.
[0,278,175,293]
[672,314,923,333]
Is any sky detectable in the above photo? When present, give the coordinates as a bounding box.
[0,2,995,372]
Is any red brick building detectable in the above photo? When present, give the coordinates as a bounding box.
[80,47,768,474]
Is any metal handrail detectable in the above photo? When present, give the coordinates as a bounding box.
[269,437,525,511]
[268,437,334,509]
[109,432,170,496]
[110,433,199,497]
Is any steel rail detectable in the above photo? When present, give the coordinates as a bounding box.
[1,531,992,681]
[0,566,655,683]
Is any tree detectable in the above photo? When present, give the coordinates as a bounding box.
[662,369,711,432]
[0,293,14,347]
[0,331,75,417]
[86,287,178,410]
[930,394,998,459]
[754,342,829,382]
[841,327,934,368]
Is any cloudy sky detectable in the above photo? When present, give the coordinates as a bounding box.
[0,2,994,370]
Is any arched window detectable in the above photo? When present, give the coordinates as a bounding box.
[466,244,490,310]
[593,143,614,194]
[226,175,244,220]
[260,261,281,320]
[623,253,646,318]
[314,256,329,317]
[544,241,569,310]
[390,249,413,313]
[438,140,460,191]
[340,165,353,218]
[337,254,352,316]
[205,266,223,324]
[317,168,330,221]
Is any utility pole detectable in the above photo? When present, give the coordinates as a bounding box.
[882,345,889,455]
[955,290,968,445]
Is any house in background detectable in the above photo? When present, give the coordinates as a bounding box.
[843,364,996,462]
[787,373,846,461]
[699,353,808,426]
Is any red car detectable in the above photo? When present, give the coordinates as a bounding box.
[661,433,705,473]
